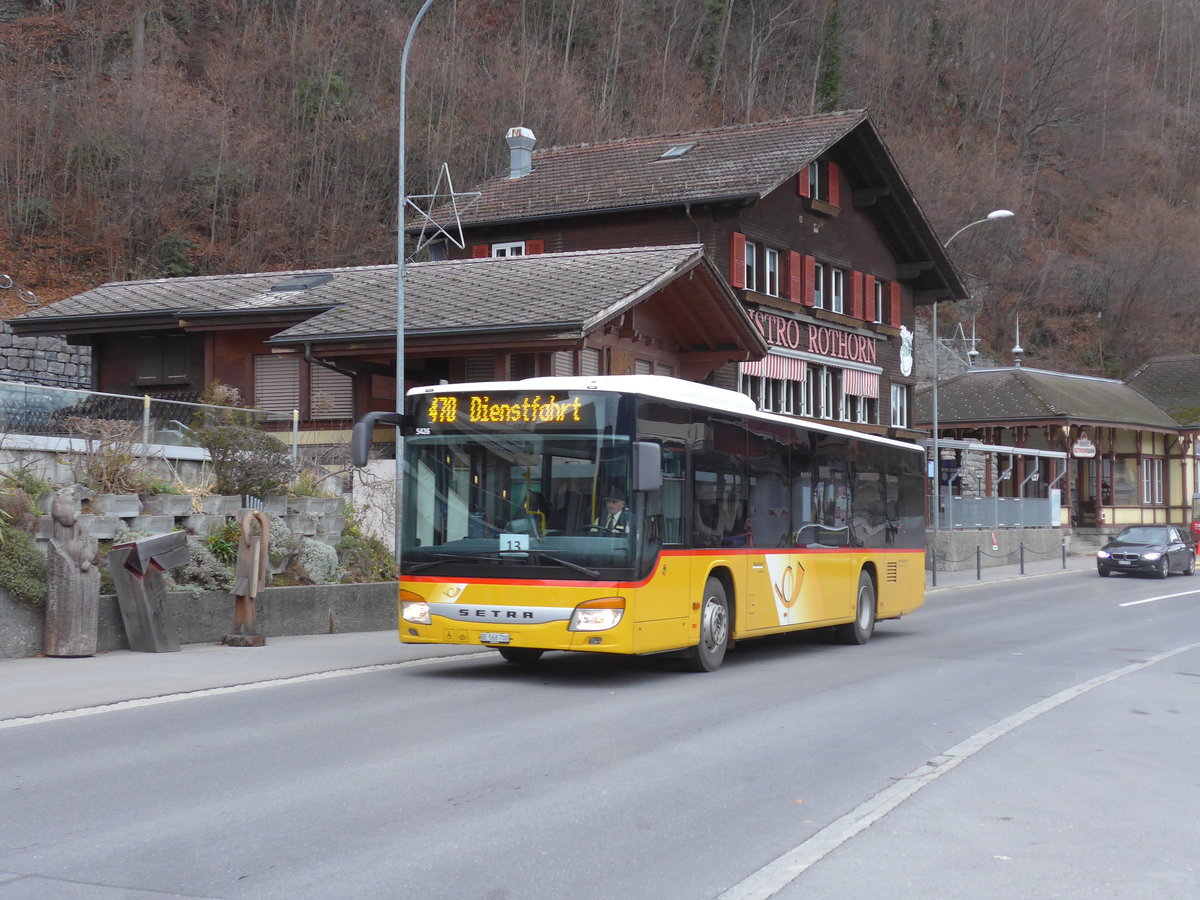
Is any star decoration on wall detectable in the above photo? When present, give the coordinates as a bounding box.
[405,162,481,261]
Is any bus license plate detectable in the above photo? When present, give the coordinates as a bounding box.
[479,632,511,644]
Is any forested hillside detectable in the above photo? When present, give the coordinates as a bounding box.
[3,0,1200,377]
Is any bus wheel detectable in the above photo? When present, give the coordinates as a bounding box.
[684,577,730,672]
[834,571,876,645]
[498,647,544,664]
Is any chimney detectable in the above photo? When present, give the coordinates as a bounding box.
[507,126,536,179]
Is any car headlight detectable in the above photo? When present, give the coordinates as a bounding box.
[401,599,431,625]
[569,597,625,632]
[1142,551,1162,561]
[1096,550,1110,559]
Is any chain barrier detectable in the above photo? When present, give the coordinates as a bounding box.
[930,538,1069,585]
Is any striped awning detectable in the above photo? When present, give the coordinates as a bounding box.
[741,354,806,381]
[843,368,879,398]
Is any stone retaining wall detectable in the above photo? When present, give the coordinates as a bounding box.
[0,320,92,388]
[1,581,398,659]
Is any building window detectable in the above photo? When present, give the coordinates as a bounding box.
[134,333,190,386]
[890,383,909,428]
[813,262,826,309]
[309,364,353,420]
[874,280,886,324]
[849,395,876,424]
[819,367,843,420]
[492,241,525,257]
[830,268,845,314]
[765,249,780,297]
[808,161,827,201]
[580,347,601,376]
[1142,457,1165,505]
[254,355,300,416]
[744,240,758,292]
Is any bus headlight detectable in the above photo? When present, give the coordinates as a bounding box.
[569,597,625,632]
[401,599,431,625]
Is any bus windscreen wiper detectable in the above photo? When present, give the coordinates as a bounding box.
[405,552,503,573]
[532,552,600,578]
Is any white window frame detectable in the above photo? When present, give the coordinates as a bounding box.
[1143,457,1165,505]
[765,248,780,297]
[874,280,885,324]
[744,240,758,292]
[830,268,845,314]
[492,241,525,257]
[802,369,817,417]
[813,262,825,309]
[890,383,909,428]
[808,161,826,201]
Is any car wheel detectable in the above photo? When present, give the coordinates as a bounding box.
[1186,555,1196,576]
[1098,566,1110,577]
[684,577,730,672]
[834,570,877,645]
[498,647,544,664]
[1157,557,1169,579]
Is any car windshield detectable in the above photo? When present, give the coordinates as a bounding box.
[1115,527,1171,544]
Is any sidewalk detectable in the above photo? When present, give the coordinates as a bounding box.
[3,557,1095,722]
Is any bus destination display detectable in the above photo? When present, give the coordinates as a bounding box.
[415,392,600,431]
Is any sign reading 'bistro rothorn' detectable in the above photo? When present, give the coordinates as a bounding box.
[750,310,877,365]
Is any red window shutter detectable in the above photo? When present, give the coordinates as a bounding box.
[471,245,489,258]
[798,168,811,199]
[787,251,803,302]
[851,271,864,318]
[730,232,747,289]
[889,282,901,326]
[864,275,877,320]
[827,161,841,207]
[526,240,545,255]
[802,255,816,307]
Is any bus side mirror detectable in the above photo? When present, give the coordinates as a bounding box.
[632,441,662,493]
[351,411,406,467]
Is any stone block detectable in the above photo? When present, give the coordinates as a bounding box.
[80,515,123,540]
[198,495,239,515]
[262,495,288,515]
[143,494,195,516]
[287,496,344,516]
[285,513,317,535]
[181,514,224,535]
[86,493,142,517]
[316,515,346,535]
[128,515,177,534]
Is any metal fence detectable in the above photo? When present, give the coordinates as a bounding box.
[0,380,296,453]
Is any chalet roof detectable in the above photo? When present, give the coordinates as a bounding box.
[914,366,1181,432]
[433,111,967,304]
[1125,354,1200,427]
[451,111,870,224]
[8,245,766,359]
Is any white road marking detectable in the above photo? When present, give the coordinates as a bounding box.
[718,639,1200,900]
[0,652,491,731]
[1119,588,1200,607]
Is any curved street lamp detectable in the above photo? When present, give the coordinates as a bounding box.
[932,209,1015,532]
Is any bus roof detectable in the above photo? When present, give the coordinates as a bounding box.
[408,375,924,454]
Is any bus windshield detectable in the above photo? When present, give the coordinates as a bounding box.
[402,390,644,576]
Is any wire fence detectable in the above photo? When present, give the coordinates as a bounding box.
[0,380,296,451]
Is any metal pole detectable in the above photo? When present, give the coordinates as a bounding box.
[1020,541,1025,574]
[976,545,981,580]
[395,0,438,561]
[931,298,940,532]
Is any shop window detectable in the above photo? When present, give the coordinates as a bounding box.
[890,383,909,428]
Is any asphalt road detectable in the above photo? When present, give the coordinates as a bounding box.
[3,568,1199,899]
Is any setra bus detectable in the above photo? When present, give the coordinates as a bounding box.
[352,375,925,671]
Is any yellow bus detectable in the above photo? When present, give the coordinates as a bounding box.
[353,375,925,671]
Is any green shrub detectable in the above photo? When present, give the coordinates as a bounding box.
[0,522,48,608]
[204,519,242,567]
[192,424,297,498]
[337,514,397,582]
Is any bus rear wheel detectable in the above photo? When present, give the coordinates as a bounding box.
[684,577,730,672]
[498,647,544,664]
[834,570,876,645]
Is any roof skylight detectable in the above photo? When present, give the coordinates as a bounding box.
[658,142,697,160]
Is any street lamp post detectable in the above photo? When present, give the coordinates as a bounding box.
[932,209,1014,532]
[394,0,438,560]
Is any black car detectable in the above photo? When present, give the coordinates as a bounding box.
[1096,525,1196,578]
